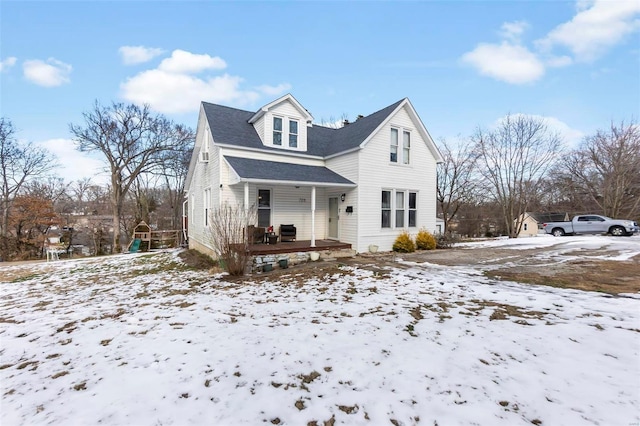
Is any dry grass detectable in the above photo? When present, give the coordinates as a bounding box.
[485,259,640,295]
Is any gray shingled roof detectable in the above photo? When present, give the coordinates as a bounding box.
[224,156,355,186]
[528,212,569,223]
[202,99,404,157]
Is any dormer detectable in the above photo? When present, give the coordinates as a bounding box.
[248,94,313,152]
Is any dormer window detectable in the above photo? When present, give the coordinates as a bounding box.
[289,120,298,148]
[273,117,283,146]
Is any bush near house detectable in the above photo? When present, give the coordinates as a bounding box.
[392,231,416,253]
[415,229,436,250]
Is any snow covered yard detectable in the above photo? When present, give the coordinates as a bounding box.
[1,240,639,426]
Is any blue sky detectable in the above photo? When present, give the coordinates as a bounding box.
[1,0,639,183]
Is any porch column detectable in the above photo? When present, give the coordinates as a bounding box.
[244,182,249,213]
[311,186,316,247]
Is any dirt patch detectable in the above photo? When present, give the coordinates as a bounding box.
[485,259,640,295]
[177,249,217,270]
[406,246,640,296]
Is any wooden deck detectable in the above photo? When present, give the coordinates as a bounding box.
[248,239,351,255]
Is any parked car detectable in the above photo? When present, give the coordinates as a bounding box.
[542,215,639,237]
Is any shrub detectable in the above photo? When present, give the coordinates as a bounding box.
[435,233,460,249]
[206,203,256,276]
[415,229,436,250]
[392,231,415,253]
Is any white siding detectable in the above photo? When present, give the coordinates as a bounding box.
[263,101,308,152]
[326,152,359,245]
[253,115,265,144]
[187,111,220,251]
[355,105,437,252]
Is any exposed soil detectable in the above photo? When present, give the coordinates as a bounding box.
[397,248,640,296]
[252,246,640,296]
[2,245,639,296]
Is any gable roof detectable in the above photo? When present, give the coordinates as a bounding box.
[526,212,570,223]
[248,93,313,124]
[202,99,406,158]
[224,156,355,187]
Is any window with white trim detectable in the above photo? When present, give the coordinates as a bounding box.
[200,127,210,162]
[273,117,283,146]
[381,191,391,228]
[390,128,398,163]
[381,189,418,229]
[408,192,417,227]
[203,188,211,227]
[390,127,411,164]
[289,120,298,148]
[395,192,405,227]
[403,131,410,164]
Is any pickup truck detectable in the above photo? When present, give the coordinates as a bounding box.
[542,215,639,237]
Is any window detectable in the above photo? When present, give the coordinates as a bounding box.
[403,131,410,164]
[273,117,282,146]
[390,127,412,164]
[390,129,398,162]
[381,190,418,229]
[395,192,405,227]
[258,189,271,227]
[524,223,528,231]
[201,127,210,162]
[381,191,391,228]
[203,188,211,227]
[408,192,417,227]
[289,120,298,148]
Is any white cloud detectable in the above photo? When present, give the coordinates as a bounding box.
[536,0,640,62]
[500,21,529,42]
[255,83,293,96]
[119,46,164,65]
[545,55,573,68]
[36,138,109,184]
[461,42,545,84]
[158,50,226,74]
[120,49,291,114]
[0,57,17,72]
[463,0,640,84]
[23,58,72,87]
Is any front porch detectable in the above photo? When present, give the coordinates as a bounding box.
[248,239,351,255]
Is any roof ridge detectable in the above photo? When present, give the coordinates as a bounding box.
[202,101,252,115]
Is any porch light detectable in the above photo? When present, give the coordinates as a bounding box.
[340,193,346,202]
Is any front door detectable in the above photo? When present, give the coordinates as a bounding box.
[328,197,339,239]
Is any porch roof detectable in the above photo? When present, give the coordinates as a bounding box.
[224,156,356,187]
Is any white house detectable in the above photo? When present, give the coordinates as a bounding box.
[184,94,443,255]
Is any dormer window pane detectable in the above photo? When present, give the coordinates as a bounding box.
[273,117,282,146]
[289,120,298,148]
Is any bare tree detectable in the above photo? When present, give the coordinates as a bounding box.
[71,178,93,214]
[0,117,56,240]
[69,102,193,253]
[206,203,257,276]
[155,141,193,231]
[473,114,563,238]
[436,137,479,234]
[558,121,640,218]
[317,113,350,129]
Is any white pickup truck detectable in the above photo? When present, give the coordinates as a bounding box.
[542,215,639,237]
